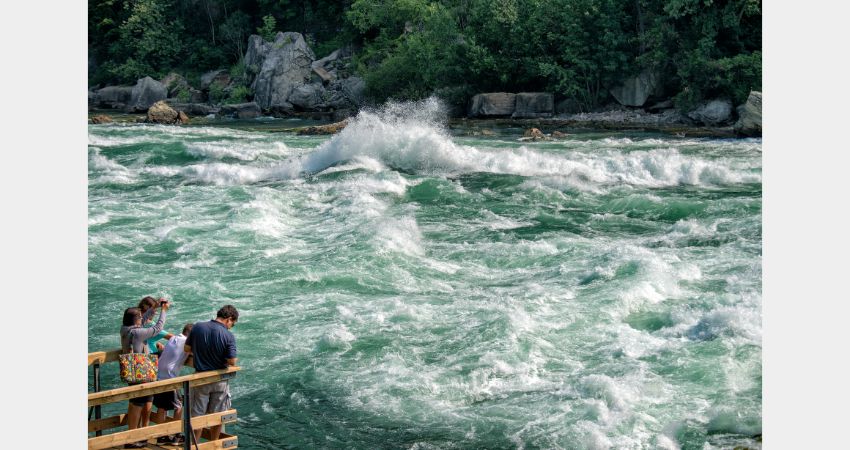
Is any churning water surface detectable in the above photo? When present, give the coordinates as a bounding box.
[88,99,761,449]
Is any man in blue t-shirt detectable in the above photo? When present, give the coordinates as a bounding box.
[184,305,239,443]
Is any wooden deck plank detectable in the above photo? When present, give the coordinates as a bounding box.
[88,367,240,407]
[88,414,127,433]
[196,436,238,450]
[88,409,237,450]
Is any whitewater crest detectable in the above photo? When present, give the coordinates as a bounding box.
[88,97,761,190]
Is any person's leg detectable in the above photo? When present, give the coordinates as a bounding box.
[126,403,142,430]
[140,401,153,426]
[191,384,211,443]
[206,381,232,441]
[151,407,166,424]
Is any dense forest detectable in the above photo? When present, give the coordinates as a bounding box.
[88,0,761,111]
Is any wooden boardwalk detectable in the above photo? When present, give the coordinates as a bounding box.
[88,348,241,450]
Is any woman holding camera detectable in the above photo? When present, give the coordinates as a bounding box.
[119,298,169,448]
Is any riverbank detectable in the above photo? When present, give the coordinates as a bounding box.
[88,109,745,139]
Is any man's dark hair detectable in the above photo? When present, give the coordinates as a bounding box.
[182,323,193,336]
[216,305,239,322]
[123,307,142,326]
[138,296,157,310]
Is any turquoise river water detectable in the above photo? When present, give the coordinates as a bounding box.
[88,100,762,449]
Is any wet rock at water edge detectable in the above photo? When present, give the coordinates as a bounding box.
[520,127,550,141]
[90,114,113,124]
[296,118,351,135]
[687,99,733,126]
[220,102,261,119]
[145,100,185,124]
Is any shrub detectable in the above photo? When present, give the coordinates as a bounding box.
[257,15,277,42]
[209,83,226,104]
[176,88,191,103]
[226,86,251,104]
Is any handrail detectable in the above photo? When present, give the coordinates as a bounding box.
[88,348,122,366]
[88,366,240,407]
[87,347,242,450]
[87,409,237,450]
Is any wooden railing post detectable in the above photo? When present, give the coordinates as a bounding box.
[183,380,192,450]
[93,362,103,437]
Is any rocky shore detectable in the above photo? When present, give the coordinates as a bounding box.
[89,31,761,138]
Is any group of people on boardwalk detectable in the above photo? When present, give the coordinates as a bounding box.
[119,296,239,448]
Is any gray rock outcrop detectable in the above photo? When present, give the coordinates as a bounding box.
[244,32,315,111]
[220,102,261,119]
[128,77,167,112]
[610,71,660,107]
[688,99,733,126]
[734,91,762,136]
[288,83,326,110]
[324,76,365,110]
[95,86,133,109]
[468,93,516,117]
[513,92,554,118]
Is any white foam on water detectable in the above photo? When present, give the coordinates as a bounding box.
[316,325,357,352]
[89,148,137,184]
[88,213,111,226]
[184,140,292,161]
[373,216,423,256]
[479,210,534,230]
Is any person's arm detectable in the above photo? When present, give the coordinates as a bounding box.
[141,304,157,322]
[135,307,168,340]
[224,335,237,366]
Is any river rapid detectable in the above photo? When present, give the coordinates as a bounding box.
[88,99,762,449]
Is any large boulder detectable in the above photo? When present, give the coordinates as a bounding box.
[128,77,167,112]
[244,32,315,111]
[324,76,366,110]
[512,92,554,118]
[468,93,516,117]
[146,100,181,124]
[95,86,133,109]
[610,71,660,107]
[220,102,261,119]
[288,83,326,110]
[734,91,762,136]
[688,99,733,126]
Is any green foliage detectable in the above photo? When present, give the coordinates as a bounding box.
[176,87,192,103]
[227,85,252,104]
[88,0,762,112]
[219,11,251,60]
[209,83,227,104]
[257,15,278,42]
[109,0,184,83]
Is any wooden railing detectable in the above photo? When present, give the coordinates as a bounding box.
[88,348,241,450]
